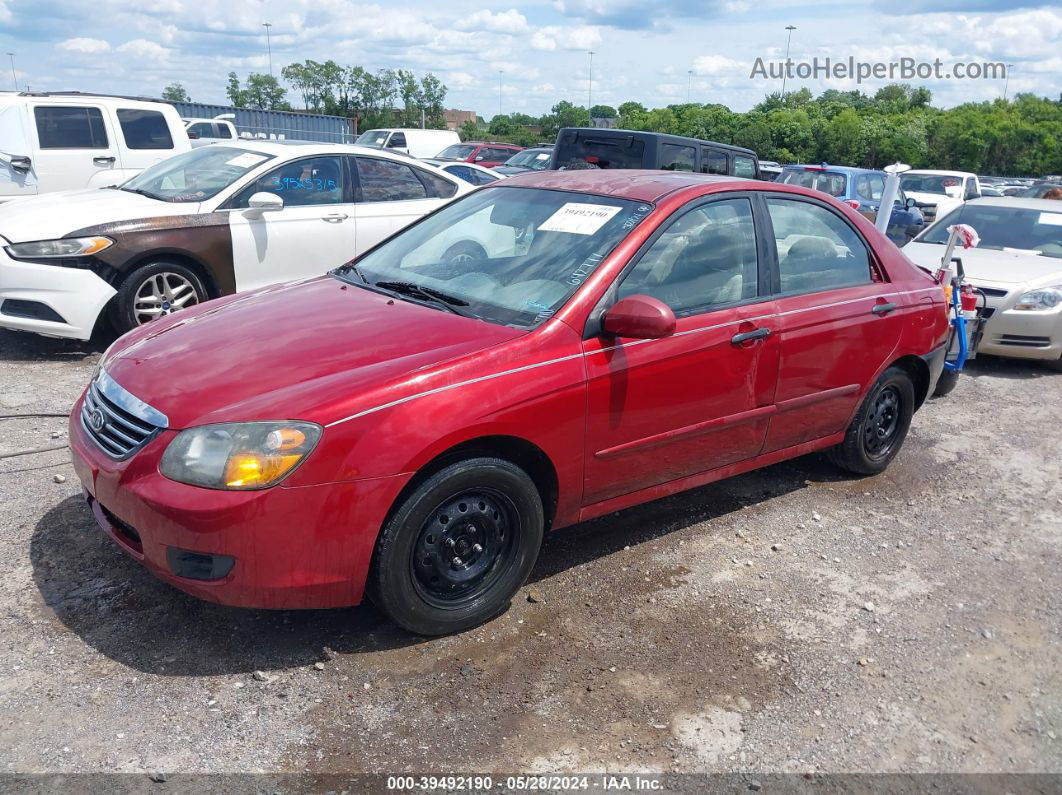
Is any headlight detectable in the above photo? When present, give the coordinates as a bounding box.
[6,236,114,259]
[160,422,322,490]
[1014,286,1062,311]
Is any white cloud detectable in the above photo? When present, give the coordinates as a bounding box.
[455,9,528,34]
[530,25,602,51]
[116,39,172,60]
[693,54,743,75]
[724,1,750,12]
[57,37,111,54]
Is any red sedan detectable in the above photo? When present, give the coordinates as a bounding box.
[69,171,949,635]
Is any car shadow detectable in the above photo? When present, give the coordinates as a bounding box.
[30,454,842,677]
[962,354,1057,381]
[0,328,114,363]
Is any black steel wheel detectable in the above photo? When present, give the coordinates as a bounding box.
[368,457,544,635]
[827,366,915,475]
[862,384,902,460]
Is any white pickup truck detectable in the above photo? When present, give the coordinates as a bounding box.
[183,117,239,148]
[0,92,190,202]
[899,169,981,222]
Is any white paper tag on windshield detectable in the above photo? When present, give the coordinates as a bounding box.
[226,152,268,168]
[539,203,622,235]
[1038,212,1062,227]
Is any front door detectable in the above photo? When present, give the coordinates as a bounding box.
[30,103,122,192]
[228,154,356,291]
[760,194,907,452]
[582,196,779,506]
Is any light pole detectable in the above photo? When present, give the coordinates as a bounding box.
[587,50,594,116]
[781,25,796,97]
[7,53,16,91]
[1003,63,1015,101]
[687,69,693,103]
[262,23,273,77]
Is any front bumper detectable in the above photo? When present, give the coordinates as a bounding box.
[68,397,410,609]
[972,281,1062,363]
[0,245,115,339]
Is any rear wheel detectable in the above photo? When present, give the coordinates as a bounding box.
[932,368,960,397]
[110,261,207,334]
[367,457,544,635]
[827,367,915,475]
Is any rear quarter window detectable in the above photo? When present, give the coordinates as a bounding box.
[117,109,174,150]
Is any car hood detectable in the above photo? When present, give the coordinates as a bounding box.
[903,191,959,208]
[102,276,524,430]
[0,188,201,243]
[903,242,1062,285]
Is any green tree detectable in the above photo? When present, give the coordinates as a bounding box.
[226,72,246,108]
[541,101,590,139]
[589,104,617,119]
[161,82,189,102]
[458,119,482,141]
[243,73,289,111]
[821,108,866,165]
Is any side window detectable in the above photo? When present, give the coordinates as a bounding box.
[356,157,428,201]
[660,144,695,172]
[388,132,407,149]
[215,124,233,139]
[34,106,108,149]
[617,198,758,314]
[474,170,499,185]
[870,175,885,201]
[232,156,345,208]
[414,166,458,198]
[447,165,474,183]
[187,122,213,138]
[766,198,872,294]
[964,179,979,200]
[733,156,757,178]
[701,149,728,175]
[117,109,174,150]
[855,175,871,200]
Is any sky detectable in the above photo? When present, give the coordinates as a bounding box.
[0,0,1059,118]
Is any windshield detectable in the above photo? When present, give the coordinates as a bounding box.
[334,187,652,328]
[553,135,646,170]
[1021,183,1062,198]
[918,204,1062,258]
[121,146,273,202]
[355,130,390,148]
[779,169,848,197]
[437,144,477,160]
[506,149,552,169]
[900,174,963,196]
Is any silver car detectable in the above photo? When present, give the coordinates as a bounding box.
[904,197,1062,371]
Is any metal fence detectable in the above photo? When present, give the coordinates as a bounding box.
[168,102,355,144]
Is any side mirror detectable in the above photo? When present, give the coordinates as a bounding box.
[474,154,486,162]
[602,295,676,340]
[245,192,284,217]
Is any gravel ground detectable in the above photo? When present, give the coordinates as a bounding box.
[0,327,1060,779]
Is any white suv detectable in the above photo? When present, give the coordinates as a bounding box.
[0,92,190,202]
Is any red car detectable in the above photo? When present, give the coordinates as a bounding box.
[435,141,524,168]
[69,171,949,635]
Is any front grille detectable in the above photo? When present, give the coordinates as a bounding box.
[997,334,1052,347]
[100,503,143,549]
[80,372,167,460]
[972,285,1009,299]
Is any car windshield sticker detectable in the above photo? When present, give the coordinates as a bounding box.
[623,204,652,230]
[226,152,269,169]
[1038,212,1062,227]
[534,153,550,161]
[539,203,622,235]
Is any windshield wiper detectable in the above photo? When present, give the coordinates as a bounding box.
[122,187,163,201]
[334,261,370,285]
[373,280,474,316]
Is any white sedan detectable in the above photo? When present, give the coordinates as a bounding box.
[904,197,1062,370]
[0,142,471,338]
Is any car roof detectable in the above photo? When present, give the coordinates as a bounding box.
[499,170,749,202]
[905,169,975,178]
[966,196,1062,210]
[785,164,880,176]
[211,140,417,160]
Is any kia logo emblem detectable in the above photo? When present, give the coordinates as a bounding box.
[88,409,106,432]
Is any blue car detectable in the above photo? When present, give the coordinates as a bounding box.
[778,164,925,246]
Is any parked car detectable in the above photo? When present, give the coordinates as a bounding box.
[0,142,470,339]
[493,147,554,176]
[68,170,948,635]
[1020,181,1062,199]
[435,142,524,168]
[353,128,460,159]
[899,170,981,222]
[183,117,238,148]
[758,161,783,181]
[903,197,1062,371]
[550,128,760,178]
[0,91,190,202]
[422,158,503,186]
[980,186,1004,197]
[778,164,924,246]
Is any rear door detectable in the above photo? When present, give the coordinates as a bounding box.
[30,103,122,192]
[582,195,779,505]
[228,154,357,290]
[350,156,456,254]
[760,194,906,453]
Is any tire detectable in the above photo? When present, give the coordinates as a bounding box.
[110,261,208,335]
[1044,354,1062,373]
[367,457,544,636]
[827,366,915,476]
[932,368,960,397]
[442,241,487,264]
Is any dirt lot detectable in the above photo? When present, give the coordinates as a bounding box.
[0,327,1060,780]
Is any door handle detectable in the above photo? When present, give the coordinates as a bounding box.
[322,213,349,223]
[871,302,897,315]
[93,156,116,165]
[731,327,771,345]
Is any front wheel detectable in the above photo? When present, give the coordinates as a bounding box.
[367,457,544,636]
[827,366,915,475]
[110,261,207,334]
[932,368,960,397]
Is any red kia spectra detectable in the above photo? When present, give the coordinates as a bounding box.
[69,171,949,635]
